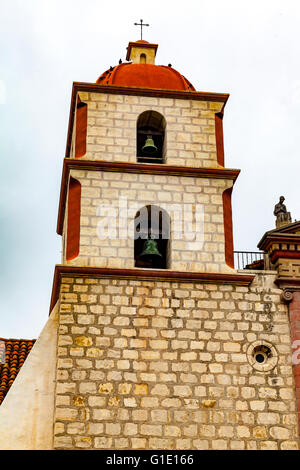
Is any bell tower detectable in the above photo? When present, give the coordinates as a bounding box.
[56,37,239,274]
[49,38,299,451]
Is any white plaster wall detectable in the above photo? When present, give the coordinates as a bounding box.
[0,302,58,450]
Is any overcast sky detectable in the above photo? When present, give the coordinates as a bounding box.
[1,0,300,339]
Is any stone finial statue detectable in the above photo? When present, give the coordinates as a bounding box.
[274,196,292,228]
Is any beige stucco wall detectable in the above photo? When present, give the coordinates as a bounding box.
[64,168,233,272]
[53,272,299,450]
[0,303,58,450]
[75,91,223,168]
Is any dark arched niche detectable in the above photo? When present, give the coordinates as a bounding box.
[136,111,166,164]
[134,205,170,269]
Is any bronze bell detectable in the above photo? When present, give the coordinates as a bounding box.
[140,239,162,260]
[142,135,158,154]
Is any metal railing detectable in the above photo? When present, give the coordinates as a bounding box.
[234,251,267,270]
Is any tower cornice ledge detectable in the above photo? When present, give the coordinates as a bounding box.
[50,265,255,313]
[72,81,230,102]
[65,82,229,158]
[56,158,240,235]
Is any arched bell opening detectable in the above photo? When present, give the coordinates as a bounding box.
[134,205,170,269]
[136,111,166,164]
[140,53,146,64]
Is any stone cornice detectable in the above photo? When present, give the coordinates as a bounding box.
[270,250,300,264]
[258,233,300,252]
[50,265,255,313]
[56,158,240,235]
[65,82,230,157]
[272,221,300,234]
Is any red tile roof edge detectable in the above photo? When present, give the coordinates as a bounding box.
[0,338,36,405]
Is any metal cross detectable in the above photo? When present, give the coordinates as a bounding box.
[134,19,149,40]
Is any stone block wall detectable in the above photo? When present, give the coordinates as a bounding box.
[64,168,233,272]
[53,272,299,450]
[72,92,224,168]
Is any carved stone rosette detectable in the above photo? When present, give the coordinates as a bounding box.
[281,289,294,303]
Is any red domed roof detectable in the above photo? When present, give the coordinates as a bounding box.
[96,63,195,91]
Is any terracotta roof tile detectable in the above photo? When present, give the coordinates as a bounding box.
[0,337,35,405]
[96,63,195,91]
